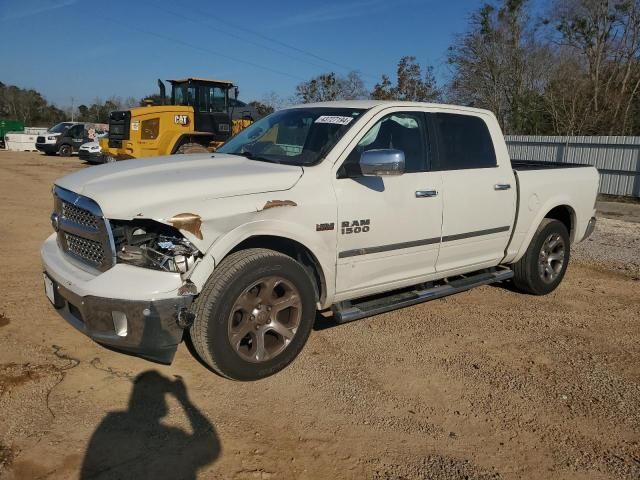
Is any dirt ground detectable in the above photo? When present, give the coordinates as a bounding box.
[0,151,638,480]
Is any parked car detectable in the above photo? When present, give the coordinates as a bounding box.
[78,141,102,163]
[41,100,599,381]
[78,134,108,163]
[36,122,84,156]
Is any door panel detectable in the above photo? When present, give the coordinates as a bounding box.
[333,110,443,297]
[433,112,516,272]
[436,168,515,271]
[335,173,443,295]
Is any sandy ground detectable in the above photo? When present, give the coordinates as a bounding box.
[0,151,638,480]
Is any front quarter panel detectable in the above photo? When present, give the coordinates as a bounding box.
[185,170,339,308]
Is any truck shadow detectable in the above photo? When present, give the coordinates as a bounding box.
[80,370,219,479]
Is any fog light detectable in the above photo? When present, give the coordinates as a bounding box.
[111,311,128,337]
[177,308,195,328]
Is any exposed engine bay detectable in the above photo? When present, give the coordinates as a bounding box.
[111,220,201,273]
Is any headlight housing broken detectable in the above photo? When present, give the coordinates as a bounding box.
[110,219,202,274]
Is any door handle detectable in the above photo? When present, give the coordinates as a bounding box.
[415,189,438,198]
[494,183,511,191]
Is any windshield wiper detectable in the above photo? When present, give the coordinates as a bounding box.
[229,151,281,164]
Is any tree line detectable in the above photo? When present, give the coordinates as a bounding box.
[3,0,640,135]
[289,0,640,136]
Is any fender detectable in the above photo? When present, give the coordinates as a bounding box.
[510,197,577,264]
[187,219,337,309]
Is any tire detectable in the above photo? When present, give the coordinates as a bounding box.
[58,144,72,157]
[190,248,317,381]
[175,142,209,154]
[512,218,570,295]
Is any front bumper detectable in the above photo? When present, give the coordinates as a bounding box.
[41,234,192,363]
[36,143,58,154]
[79,150,104,163]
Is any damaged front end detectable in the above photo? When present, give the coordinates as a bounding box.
[111,219,202,274]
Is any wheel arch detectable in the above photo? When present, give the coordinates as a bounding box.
[188,223,335,309]
[227,235,327,305]
[511,201,577,263]
[544,204,576,240]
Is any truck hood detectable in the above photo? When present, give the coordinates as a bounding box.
[55,153,303,219]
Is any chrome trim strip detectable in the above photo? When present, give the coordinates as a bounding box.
[339,237,440,258]
[442,226,510,242]
[338,226,511,258]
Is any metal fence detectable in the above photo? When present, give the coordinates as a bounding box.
[505,135,640,197]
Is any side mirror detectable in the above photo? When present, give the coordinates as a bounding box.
[359,149,405,176]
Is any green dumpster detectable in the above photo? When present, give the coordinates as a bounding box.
[0,120,25,149]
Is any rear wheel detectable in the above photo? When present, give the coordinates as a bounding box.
[58,144,72,157]
[176,142,209,154]
[190,248,317,381]
[512,218,570,295]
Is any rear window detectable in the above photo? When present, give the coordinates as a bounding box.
[435,113,496,170]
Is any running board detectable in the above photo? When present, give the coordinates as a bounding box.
[332,268,514,324]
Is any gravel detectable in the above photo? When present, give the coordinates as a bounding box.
[573,217,640,278]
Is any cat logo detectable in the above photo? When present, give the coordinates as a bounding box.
[174,115,189,125]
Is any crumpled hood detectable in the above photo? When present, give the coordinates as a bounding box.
[55,153,303,219]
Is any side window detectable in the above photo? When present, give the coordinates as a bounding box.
[68,125,83,138]
[341,112,428,177]
[435,113,496,170]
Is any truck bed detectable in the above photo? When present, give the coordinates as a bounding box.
[511,160,591,171]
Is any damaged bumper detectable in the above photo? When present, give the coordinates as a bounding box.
[41,234,192,363]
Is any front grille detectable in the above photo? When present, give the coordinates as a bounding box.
[108,110,131,141]
[62,201,99,229]
[53,186,114,272]
[64,233,105,266]
[37,136,45,143]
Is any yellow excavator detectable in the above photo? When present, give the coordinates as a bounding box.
[100,78,255,161]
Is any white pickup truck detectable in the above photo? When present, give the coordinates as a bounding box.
[41,101,599,380]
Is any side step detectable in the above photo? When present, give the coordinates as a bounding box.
[332,268,514,324]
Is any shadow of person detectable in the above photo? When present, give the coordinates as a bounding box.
[80,370,219,479]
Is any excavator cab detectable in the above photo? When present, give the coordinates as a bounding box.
[166,78,236,140]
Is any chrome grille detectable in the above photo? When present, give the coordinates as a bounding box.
[64,233,105,266]
[62,201,99,229]
[53,186,115,272]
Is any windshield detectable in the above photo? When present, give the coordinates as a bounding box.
[48,122,73,133]
[218,107,366,166]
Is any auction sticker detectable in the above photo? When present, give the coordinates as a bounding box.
[314,115,354,125]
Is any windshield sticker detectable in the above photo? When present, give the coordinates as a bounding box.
[315,115,354,125]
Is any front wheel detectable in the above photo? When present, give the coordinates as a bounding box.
[190,248,317,381]
[512,218,570,295]
[175,142,209,154]
[58,144,72,157]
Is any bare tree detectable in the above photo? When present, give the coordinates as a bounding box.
[371,56,441,101]
[447,0,552,133]
[551,0,640,134]
[295,71,367,103]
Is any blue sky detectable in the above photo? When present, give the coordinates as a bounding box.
[0,0,484,108]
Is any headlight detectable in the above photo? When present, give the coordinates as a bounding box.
[47,136,56,141]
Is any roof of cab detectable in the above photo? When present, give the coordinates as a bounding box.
[168,78,234,85]
[282,99,494,116]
